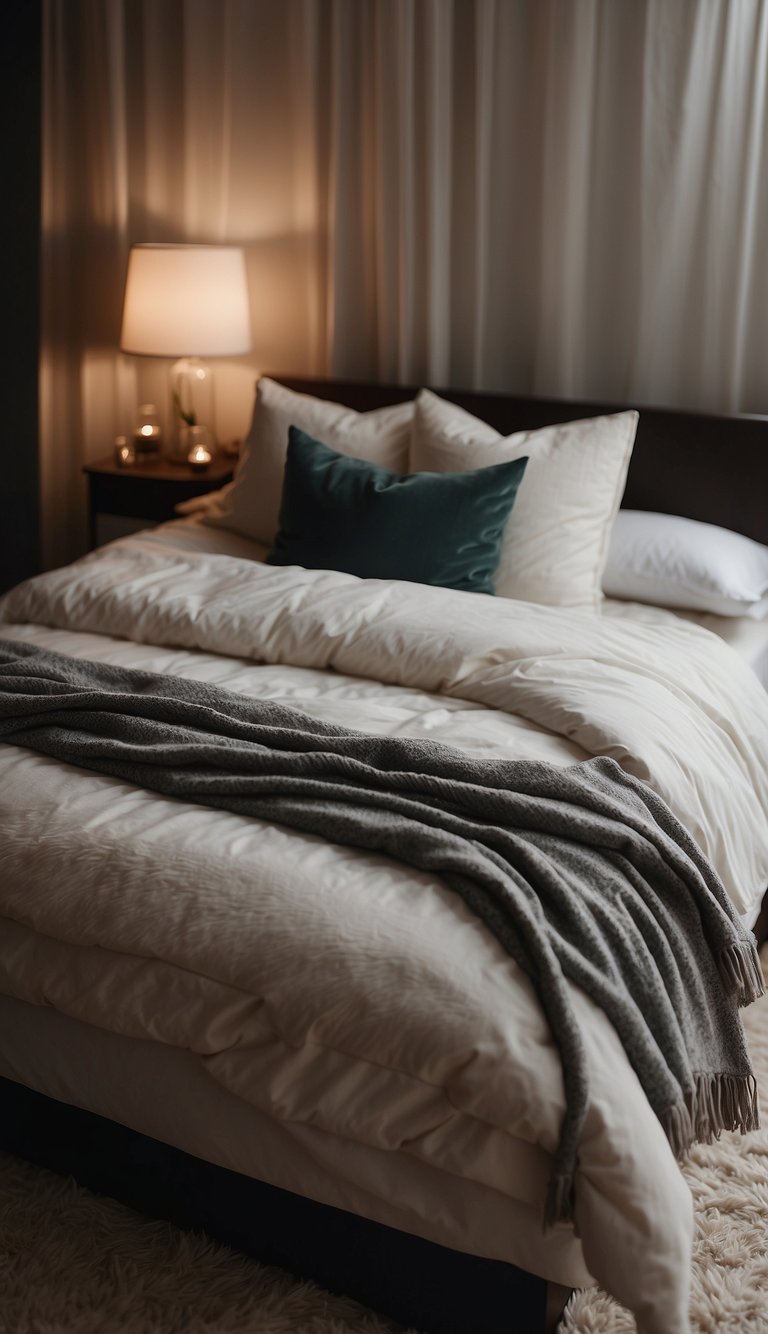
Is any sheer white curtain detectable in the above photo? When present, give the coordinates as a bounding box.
[315,0,768,406]
[42,0,768,568]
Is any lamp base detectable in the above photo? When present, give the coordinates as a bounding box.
[169,357,215,462]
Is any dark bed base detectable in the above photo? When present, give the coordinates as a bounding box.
[0,1076,571,1334]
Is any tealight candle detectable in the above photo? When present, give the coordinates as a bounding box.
[188,443,212,473]
[132,404,162,456]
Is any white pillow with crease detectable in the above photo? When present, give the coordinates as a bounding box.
[603,510,768,619]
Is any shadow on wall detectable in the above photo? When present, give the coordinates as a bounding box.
[0,2,40,593]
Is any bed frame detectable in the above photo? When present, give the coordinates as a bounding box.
[3,377,767,1334]
[277,377,768,545]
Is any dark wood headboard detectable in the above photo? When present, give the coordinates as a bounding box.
[275,376,768,546]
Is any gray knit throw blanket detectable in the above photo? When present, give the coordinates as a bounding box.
[0,640,762,1227]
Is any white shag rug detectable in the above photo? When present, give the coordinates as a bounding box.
[2,956,767,1333]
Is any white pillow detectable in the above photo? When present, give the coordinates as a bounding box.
[204,377,413,544]
[603,510,768,619]
[411,389,638,608]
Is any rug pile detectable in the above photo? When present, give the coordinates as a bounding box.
[2,962,767,1333]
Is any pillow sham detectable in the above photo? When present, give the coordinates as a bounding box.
[411,389,638,608]
[603,510,768,619]
[267,426,529,594]
[204,377,413,544]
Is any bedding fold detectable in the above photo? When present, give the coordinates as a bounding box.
[0,638,761,1229]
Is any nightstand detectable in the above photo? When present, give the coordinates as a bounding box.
[83,455,234,549]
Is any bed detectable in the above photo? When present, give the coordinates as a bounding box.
[1,375,768,1334]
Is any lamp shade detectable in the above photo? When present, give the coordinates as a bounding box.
[120,244,252,357]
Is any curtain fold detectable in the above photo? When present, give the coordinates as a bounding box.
[41,0,768,568]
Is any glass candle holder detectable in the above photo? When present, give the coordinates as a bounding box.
[186,424,214,473]
[133,403,162,456]
[114,435,135,467]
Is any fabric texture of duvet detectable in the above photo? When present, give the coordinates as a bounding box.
[2,527,768,1334]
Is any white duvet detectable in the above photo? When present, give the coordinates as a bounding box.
[1,527,768,1334]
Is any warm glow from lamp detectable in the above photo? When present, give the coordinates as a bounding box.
[120,244,252,460]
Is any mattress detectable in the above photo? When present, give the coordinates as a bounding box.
[1,521,767,1334]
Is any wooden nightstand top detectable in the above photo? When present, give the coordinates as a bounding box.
[84,454,236,483]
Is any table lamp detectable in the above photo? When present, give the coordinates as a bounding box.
[120,243,252,462]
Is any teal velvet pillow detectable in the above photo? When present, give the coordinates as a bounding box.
[267,427,529,595]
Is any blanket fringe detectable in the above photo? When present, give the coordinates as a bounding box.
[661,1071,760,1159]
[543,1172,575,1231]
[717,940,765,1006]
[546,1068,759,1230]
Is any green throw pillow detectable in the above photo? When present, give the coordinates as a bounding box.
[266,427,528,595]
